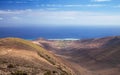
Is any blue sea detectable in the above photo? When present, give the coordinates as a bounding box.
[0,26,120,40]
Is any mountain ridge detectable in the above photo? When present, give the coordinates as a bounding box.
[0,37,75,75]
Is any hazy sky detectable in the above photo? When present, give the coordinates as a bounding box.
[0,0,120,27]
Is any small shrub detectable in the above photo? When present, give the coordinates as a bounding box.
[52,70,57,73]
[44,70,51,75]
[7,64,14,68]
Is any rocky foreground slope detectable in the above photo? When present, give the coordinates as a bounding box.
[0,38,76,75]
[34,36,120,75]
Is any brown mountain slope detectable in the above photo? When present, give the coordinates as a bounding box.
[0,38,76,75]
[34,36,120,75]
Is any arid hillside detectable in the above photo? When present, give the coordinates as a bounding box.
[0,38,76,75]
[34,36,120,75]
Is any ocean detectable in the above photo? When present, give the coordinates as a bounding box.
[0,26,120,40]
